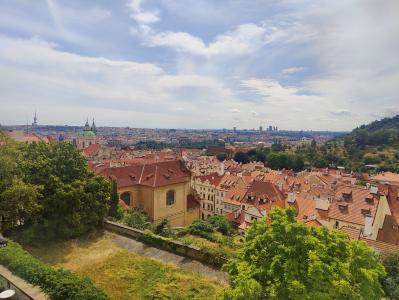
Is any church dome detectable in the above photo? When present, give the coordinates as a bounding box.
[78,130,96,138]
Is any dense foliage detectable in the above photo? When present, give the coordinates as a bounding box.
[0,133,110,241]
[234,115,399,173]
[122,207,151,230]
[187,216,232,240]
[224,208,386,300]
[381,252,399,299]
[0,241,108,299]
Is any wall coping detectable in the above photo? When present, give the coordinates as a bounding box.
[0,265,47,300]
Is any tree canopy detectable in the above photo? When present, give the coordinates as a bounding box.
[0,133,110,241]
[224,207,386,300]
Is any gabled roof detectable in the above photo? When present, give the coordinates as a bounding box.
[328,185,379,226]
[98,160,190,188]
[82,143,101,157]
[339,226,361,240]
[373,172,399,184]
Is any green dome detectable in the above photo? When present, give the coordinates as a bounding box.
[78,130,96,138]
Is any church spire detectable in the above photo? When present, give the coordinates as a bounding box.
[91,118,97,134]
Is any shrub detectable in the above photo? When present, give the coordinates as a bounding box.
[187,220,214,240]
[0,241,108,300]
[123,208,150,230]
[153,219,171,237]
[207,215,232,235]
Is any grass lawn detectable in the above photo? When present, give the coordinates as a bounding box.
[26,231,225,300]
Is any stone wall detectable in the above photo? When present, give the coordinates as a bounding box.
[104,220,229,268]
[0,265,47,300]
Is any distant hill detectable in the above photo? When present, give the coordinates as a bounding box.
[335,115,399,172]
[343,115,399,148]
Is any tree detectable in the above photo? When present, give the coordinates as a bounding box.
[224,208,386,299]
[0,179,41,233]
[234,152,250,164]
[0,139,110,240]
[207,215,232,235]
[216,153,227,162]
[108,180,119,218]
[381,252,399,299]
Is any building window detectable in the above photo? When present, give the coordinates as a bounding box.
[334,221,339,229]
[120,192,131,207]
[166,190,175,206]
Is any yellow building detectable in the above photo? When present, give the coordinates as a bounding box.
[99,160,199,227]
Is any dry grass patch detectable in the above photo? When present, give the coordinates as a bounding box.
[26,231,225,300]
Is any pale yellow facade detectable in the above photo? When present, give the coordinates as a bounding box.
[118,180,193,227]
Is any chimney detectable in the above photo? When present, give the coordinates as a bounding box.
[287,192,296,203]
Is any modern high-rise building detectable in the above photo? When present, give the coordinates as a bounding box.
[259,126,263,132]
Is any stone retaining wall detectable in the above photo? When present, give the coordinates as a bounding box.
[104,220,229,268]
[0,265,47,300]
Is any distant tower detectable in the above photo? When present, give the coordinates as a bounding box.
[233,126,237,133]
[91,118,97,134]
[32,111,38,127]
[259,126,263,132]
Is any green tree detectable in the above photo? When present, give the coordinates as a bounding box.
[224,208,386,299]
[108,180,120,218]
[381,252,399,299]
[0,179,41,233]
[216,153,227,162]
[234,152,250,164]
[207,215,232,235]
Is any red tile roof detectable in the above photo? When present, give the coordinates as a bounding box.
[98,160,190,188]
[361,238,399,253]
[82,143,101,157]
[328,186,379,226]
[339,226,361,240]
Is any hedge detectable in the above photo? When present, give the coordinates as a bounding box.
[0,241,109,300]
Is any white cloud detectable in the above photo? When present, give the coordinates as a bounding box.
[0,35,244,128]
[281,67,304,75]
[127,0,160,24]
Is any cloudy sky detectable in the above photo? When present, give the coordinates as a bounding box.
[1,0,398,130]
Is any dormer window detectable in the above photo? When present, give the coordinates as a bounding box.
[338,203,348,211]
[365,196,374,203]
[361,208,371,215]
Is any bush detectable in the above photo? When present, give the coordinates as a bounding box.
[187,220,214,240]
[0,241,108,300]
[153,219,172,237]
[123,208,150,230]
[381,252,399,299]
[207,215,232,235]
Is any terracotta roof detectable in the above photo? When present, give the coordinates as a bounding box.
[287,196,329,224]
[376,215,399,245]
[373,172,399,184]
[339,226,361,240]
[195,173,223,187]
[361,238,399,253]
[82,143,101,157]
[328,186,379,226]
[98,160,190,188]
[224,187,247,205]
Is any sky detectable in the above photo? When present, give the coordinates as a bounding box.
[0,0,398,130]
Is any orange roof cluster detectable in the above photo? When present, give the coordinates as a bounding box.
[328,185,379,226]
